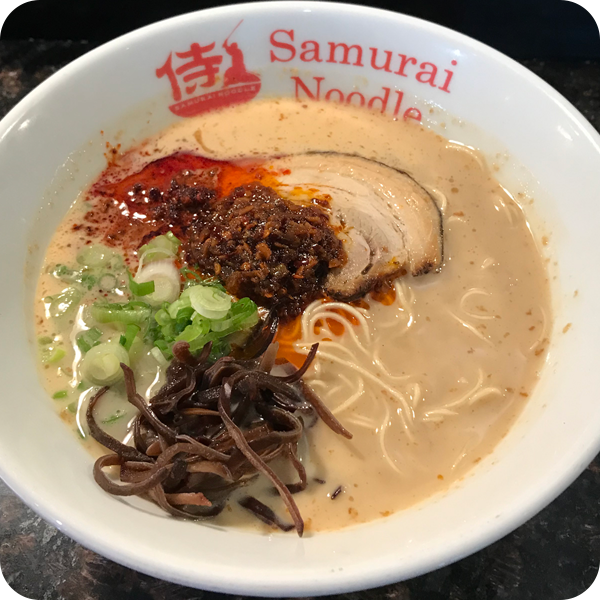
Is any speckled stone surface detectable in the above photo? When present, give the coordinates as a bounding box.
[0,40,599,600]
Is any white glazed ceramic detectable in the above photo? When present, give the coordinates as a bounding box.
[1,2,599,595]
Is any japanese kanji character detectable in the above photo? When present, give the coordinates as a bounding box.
[176,42,223,90]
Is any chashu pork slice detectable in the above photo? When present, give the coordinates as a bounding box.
[270,152,444,301]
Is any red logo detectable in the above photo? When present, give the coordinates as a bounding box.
[156,20,261,117]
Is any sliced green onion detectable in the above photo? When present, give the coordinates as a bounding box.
[199,277,226,292]
[180,271,226,293]
[150,346,170,367]
[176,313,211,344]
[91,301,151,325]
[142,274,257,361]
[41,347,66,364]
[153,339,173,360]
[167,296,191,319]
[77,244,115,268]
[52,264,78,283]
[187,334,230,358]
[101,410,127,424]
[129,271,155,296]
[80,342,130,386]
[52,390,68,399]
[180,266,202,284]
[38,336,53,345]
[153,307,179,342]
[155,308,173,328]
[76,327,103,353]
[127,334,144,363]
[119,323,140,351]
[77,381,90,391]
[52,265,97,290]
[175,306,195,323]
[127,301,152,309]
[138,233,181,264]
[45,287,83,319]
[207,337,231,361]
[182,284,232,320]
[98,273,117,291]
[80,272,97,290]
[210,297,259,333]
[134,261,180,306]
[67,402,78,413]
[165,231,181,247]
[187,335,212,354]
[154,339,170,352]
[109,253,125,272]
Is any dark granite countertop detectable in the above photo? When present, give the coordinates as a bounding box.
[0,40,599,600]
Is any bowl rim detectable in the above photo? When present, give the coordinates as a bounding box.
[1,1,600,595]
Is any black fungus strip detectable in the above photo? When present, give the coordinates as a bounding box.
[88,337,351,535]
[279,343,319,383]
[299,380,353,440]
[232,306,279,360]
[93,454,172,496]
[285,443,307,494]
[238,496,295,532]
[154,441,228,466]
[152,369,195,414]
[149,484,225,519]
[86,387,152,463]
[217,388,304,537]
[258,341,279,373]
[122,363,178,443]
[172,341,198,366]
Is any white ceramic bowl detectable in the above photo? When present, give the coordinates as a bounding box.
[1,2,600,595]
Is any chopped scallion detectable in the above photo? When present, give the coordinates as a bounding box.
[45,287,83,319]
[81,342,130,386]
[76,327,103,353]
[183,284,231,320]
[91,301,151,325]
[101,410,127,424]
[138,233,181,264]
[133,261,180,306]
[77,244,115,268]
[180,266,202,282]
[41,347,66,364]
[129,271,155,296]
[52,390,68,399]
[148,282,258,360]
[150,346,169,367]
[119,323,140,351]
[98,273,118,291]
[154,339,173,360]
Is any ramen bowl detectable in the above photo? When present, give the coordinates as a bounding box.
[1,2,599,595]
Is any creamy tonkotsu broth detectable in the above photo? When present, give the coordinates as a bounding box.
[35,99,551,533]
